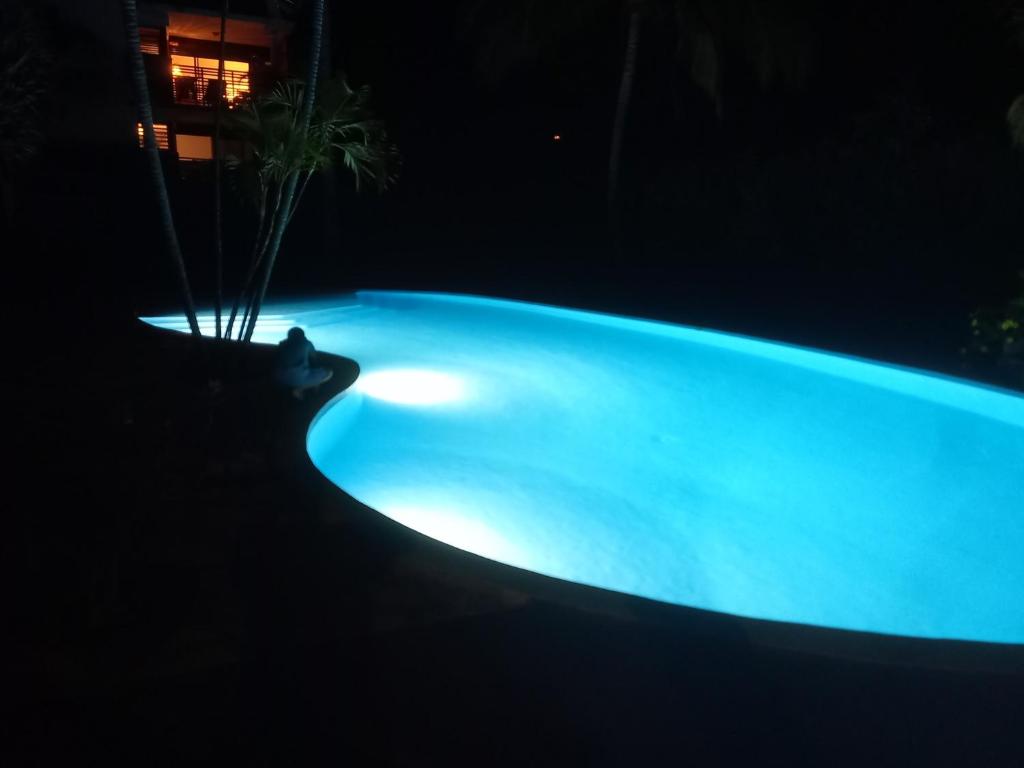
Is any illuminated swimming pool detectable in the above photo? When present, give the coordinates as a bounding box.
[146,292,1024,645]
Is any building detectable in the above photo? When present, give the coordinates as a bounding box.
[13,0,326,316]
[135,1,293,165]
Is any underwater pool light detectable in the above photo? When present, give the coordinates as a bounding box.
[357,368,467,406]
[384,504,516,562]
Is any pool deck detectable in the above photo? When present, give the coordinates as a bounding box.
[8,321,1023,766]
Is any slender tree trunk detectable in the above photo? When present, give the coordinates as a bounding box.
[287,170,315,228]
[243,172,297,341]
[230,180,281,338]
[225,182,269,339]
[243,0,325,341]
[121,0,201,336]
[607,6,641,240]
[238,288,257,340]
[213,0,229,338]
[319,3,340,264]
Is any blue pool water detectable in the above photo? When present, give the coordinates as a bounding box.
[146,292,1024,644]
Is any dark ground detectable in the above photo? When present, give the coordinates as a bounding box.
[4,319,1022,767]
[5,0,1023,762]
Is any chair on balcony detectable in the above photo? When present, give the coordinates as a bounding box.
[174,76,197,103]
[204,79,225,106]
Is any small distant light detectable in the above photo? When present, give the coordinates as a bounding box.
[553,134,562,141]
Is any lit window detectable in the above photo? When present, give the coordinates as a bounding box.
[139,27,162,55]
[137,122,169,150]
[170,54,250,105]
[176,134,213,161]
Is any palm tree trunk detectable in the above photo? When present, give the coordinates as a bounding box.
[231,179,282,338]
[213,0,229,338]
[121,0,201,336]
[225,182,269,339]
[243,0,326,341]
[319,3,340,264]
[607,5,641,238]
[243,172,298,341]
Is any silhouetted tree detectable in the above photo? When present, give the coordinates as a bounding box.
[213,0,229,338]
[224,78,398,341]
[460,0,814,233]
[1008,8,1024,149]
[608,3,641,233]
[0,1,52,230]
[1010,96,1024,148]
[242,0,324,341]
[121,0,201,336]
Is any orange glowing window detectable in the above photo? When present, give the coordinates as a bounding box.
[139,27,162,55]
[176,134,214,161]
[137,122,169,150]
[171,54,250,105]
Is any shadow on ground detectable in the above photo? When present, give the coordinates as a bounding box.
[4,320,1022,767]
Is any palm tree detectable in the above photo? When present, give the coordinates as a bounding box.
[223,78,398,341]
[1010,95,1024,149]
[242,0,325,341]
[460,0,813,231]
[1009,8,1024,150]
[120,0,201,336]
[607,3,642,230]
[213,0,229,338]
[0,1,52,231]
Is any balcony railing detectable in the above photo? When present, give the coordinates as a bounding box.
[171,59,250,107]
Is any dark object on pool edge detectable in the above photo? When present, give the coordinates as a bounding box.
[274,327,333,399]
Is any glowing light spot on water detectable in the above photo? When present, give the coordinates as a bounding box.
[385,505,516,562]
[358,369,467,406]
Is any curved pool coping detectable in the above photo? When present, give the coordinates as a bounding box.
[305,374,1024,678]
[138,306,1024,676]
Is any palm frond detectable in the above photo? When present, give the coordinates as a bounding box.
[0,1,52,177]
[227,75,398,204]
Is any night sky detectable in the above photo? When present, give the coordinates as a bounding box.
[8,0,1023,374]
[5,3,1023,764]
[290,0,1022,369]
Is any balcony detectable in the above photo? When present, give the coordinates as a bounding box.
[171,54,250,107]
